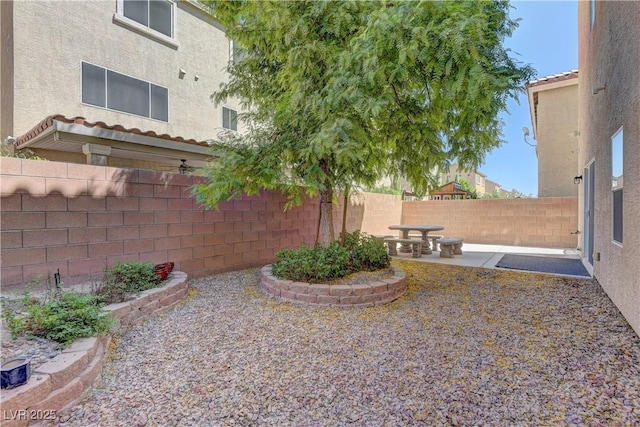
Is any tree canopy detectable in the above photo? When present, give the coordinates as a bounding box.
[195,0,535,245]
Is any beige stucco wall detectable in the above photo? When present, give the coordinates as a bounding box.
[535,83,580,198]
[578,1,640,336]
[0,0,13,141]
[12,1,240,141]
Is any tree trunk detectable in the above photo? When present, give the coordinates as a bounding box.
[341,187,349,246]
[314,202,321,246]
[319,186,334,247]
[318,158,335,247]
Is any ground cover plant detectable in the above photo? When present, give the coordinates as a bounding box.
[94,260,162,303]
[2,287,112,348]
[272,231,390,282]
[2,261,165,348]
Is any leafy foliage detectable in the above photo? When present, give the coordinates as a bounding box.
[96,260,162,303]
[196,0,535,245]
[2,290,112,348]
[272,231,390,282]
[272,243,351,283]
[456,178,478,199]
[341,230,390,272]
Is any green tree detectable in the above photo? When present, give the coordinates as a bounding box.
[195,0,534,246]
[456,177,478,199]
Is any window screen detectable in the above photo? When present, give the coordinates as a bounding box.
[150,0,172,37]
[82,63,106,108]
[124,0,149,27]
[107,70,150,117]
[613,189,623,243]
[81,62,168,122]
[123,0,173,38]
[150,85,169,121]
[223,107,238,131]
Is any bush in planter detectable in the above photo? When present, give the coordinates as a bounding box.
[96,260,162,303]
[341,230,390,272]
[272,231,390,282]
[2,289,113,348]
[272,243,350,283]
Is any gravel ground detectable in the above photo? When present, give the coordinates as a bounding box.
[47,261,640,426]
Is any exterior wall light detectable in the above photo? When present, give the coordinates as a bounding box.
[179,68,186,79]
[179,159,189,175]
[574,175,583,184]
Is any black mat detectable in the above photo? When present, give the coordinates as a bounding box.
[495,254,590,277]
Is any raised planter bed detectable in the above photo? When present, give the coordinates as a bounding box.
[0,272,189,427]
[259,265,407,306]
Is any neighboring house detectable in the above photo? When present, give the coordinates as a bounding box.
[0,0,239,172]
[439,164,487,195]
[429,181,474,200]
[484,178,508,197]
[526,70,579,198]
[577,1,639,336]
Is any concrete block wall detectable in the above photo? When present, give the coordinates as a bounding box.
[332,191,403,237]
[0,158,319,287]
[402,197,579,248]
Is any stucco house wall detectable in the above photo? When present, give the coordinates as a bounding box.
[531,82,580,198]
[9,0,239,143]
[577,1,640,336]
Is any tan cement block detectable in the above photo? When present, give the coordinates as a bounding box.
[35,351,88,390]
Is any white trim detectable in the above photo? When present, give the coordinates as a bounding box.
[113,0,179,50]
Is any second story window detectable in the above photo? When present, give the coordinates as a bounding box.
[123,0,173,37]
[82,62,169,122]
[222,107,238,131]
[115,0,178,48]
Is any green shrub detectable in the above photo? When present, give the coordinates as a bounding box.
[2,291,112,348]
[98,260,162,303]
[342,230,390,272]
[272,231,390,282]
[272,243,350,282]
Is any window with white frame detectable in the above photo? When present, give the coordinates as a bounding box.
[82,62,169,122]
[115,0,177,46]
[611,127,623,244]
[222,107,238,131]
[229,40,248,64]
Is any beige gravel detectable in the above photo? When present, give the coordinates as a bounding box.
[51,262,640,426]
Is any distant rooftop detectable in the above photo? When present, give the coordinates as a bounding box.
[527,70,579,88]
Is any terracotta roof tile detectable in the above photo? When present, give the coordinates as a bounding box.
[16,115,208,148]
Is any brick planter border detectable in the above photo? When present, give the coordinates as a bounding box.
[0,272,189,427]
[259,265,407,307]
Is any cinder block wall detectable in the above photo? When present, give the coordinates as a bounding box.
[1,158,319,287]
[332,192,403,237]
[402,198,579,248]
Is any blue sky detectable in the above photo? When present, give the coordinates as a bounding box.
[480,1,578,197]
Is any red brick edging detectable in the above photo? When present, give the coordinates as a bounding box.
[259,265,407,306]
[0,272,189,427]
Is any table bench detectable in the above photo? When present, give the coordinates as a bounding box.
[384,238,426,258]
[438,237,464,258]
[412,233,444,252]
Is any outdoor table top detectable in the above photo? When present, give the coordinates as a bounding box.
[388,225,444,232]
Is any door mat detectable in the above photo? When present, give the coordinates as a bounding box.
[495,254,590,277]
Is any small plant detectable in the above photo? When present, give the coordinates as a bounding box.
[22,293,112,347]
[341,230,390,272]
[272,231,390,282]
[272,243,350,283]
[2,283,113,348]
[96,260,162,303]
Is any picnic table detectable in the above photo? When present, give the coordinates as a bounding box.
[388,224,444,255]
